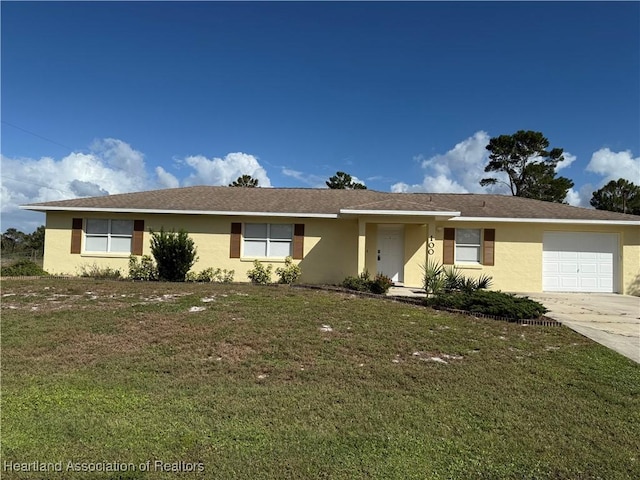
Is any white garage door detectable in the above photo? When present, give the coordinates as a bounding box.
[543,232,618,293]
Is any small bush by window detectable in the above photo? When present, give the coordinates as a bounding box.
[186,267,235,283]
[149,228,198,282]
[275,256,302,284]
[128,255,158,281]
[247,259,273,285]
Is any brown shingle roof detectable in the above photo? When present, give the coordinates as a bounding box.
[22,186,640,222]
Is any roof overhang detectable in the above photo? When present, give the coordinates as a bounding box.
[450,216,640,226]
[19,205,339,219]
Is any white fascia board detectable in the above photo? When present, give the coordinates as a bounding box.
[340,209,461,217]
[449,216,640,226]
[19,205,338,219]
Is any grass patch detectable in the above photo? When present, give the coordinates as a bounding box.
[2,279,639,479]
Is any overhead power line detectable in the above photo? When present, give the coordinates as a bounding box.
[1,120,74,151]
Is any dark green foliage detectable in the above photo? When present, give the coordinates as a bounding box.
[1,259,49,277]
[326,171,367,189]
[481,130,574,203]
[229,174,259,187]
[422,260,493,295]
[149,228,198,282]
[342,271,373,292]
[342,271,393,294]
[590,178,640,215]
[426,290,547,320]
[370,273,393,294]
[1,225,45,257]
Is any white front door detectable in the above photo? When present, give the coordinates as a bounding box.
[377,225,404,283]
[543,232,618,293]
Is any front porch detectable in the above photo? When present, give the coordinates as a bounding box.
[351,217,446,289]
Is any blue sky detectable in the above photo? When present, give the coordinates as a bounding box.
[2,1,639,232]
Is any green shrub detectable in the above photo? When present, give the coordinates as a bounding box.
[128,255,158,281]
[186,267,235,283]
[78,263,122,279]
[275,257,302,284]
[1,259,49,277]
[341,271,393,294]
[426,290,547,320]
[247,260,272,285]
[422,260,493,294]
[342,271,372,292]
[149,228,198,282]
[370,273,393,294]
[213,268,235,283]
[422,259,445,295]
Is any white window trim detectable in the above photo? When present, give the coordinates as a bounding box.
[242,223,293,259]
[455,228,482,265]
[84,219,134,254]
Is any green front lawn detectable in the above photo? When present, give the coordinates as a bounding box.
[2,279,639,479]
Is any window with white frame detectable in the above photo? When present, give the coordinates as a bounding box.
[455,228,481,263]
[243,223,292,258]
[85,219,134,253]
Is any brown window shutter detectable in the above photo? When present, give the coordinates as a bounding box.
[230,222,242,258]
[132,220,145,255]
[293,224,305,260]
[443,228,455,265]
[483,228,495,266]
[70,218,83,254]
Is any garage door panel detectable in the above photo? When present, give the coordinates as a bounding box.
[560,263,578,274]
[543,232,617,293]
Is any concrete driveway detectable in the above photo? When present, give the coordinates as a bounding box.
[520,292,640,363]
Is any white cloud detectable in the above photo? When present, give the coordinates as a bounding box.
[393,131,508,194]
[1,140,272,231]
[564,188,582,207]
[391,174,468,194]
[556,152,576,172]
[182,152,271,187]
[1,142,149,214]
[155,166,180,189]
[90,138,147,178]
[586,148,640,186]
[281,168,326,188]
[1,141,153,231]
[69,180,109,197]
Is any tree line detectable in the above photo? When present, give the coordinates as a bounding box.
[1,226,45,258]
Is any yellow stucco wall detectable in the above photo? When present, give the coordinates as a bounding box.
[43,211,639,294]
[43,212,360,284]
[622,226,640,296]
[429,221,640,295]
[403,224,428,287]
